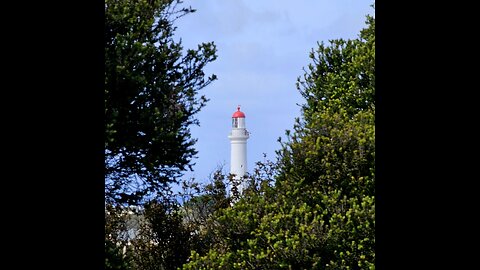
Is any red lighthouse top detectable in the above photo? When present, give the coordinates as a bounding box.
[232,105,245,118]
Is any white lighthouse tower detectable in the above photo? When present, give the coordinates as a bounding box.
[228,105,250,195]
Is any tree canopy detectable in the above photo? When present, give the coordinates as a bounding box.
[105,0,217,205]
[105,1,217,268]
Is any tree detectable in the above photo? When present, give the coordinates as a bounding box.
[105,0,217,205]
[127,200,194,270]
[182,10,375,270]
[105,199,196,270]
[277,12,375,197]
[105,204,137,270]
[180,168,232,256]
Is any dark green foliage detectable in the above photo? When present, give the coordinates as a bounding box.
[105,241,130,270]
[105,204,134,270]
[105,0,218,268]
[180,169,233,256]
[105,0,217,205]
[105,199,197,270]
[128,200,193,270]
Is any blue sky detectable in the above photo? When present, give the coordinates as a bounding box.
[174,0,374,183]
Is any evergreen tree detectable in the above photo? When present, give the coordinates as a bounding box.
[105,0,217,205]
[105,0,217,268]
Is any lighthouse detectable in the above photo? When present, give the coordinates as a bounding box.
[228,105,250,195]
